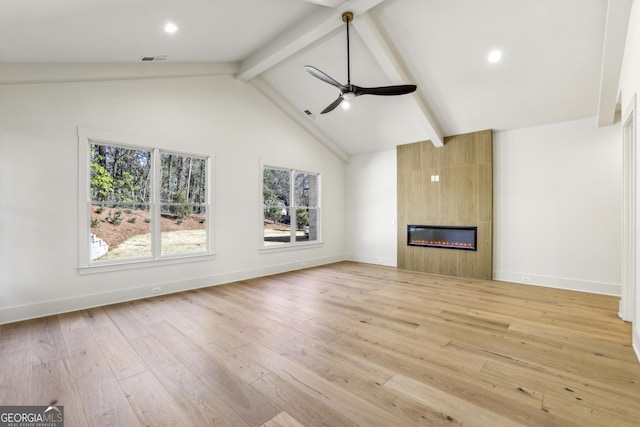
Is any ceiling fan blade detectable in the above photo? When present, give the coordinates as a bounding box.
[304,12,417,115]
[321,96,344,114]
[304,65,345,91]
[354,84,417,96]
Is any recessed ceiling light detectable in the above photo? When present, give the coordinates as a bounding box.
[488,50,502,63]
[164,23,178,34]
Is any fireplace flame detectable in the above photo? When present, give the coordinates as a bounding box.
[410,239,474,248]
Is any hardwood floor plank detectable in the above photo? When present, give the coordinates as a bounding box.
[61,326,142,426]
[2,262,639,426]
[251,373,359,427]
[82,307,148,380]
[333,332,573,426]
[540,392,634,427]
[155,290,253,349]
[144,295,270,383]
[296,321,397,385]
[446,332,640,387]
[57,311,88,331]
[238,341,407,426]
[269,337,466,426]
[31,358,89,427]
[306,315,486,374]
[560,338,638,364]
[103,303,150,340]
[145,320,281,426]
[385,373,526,427]
[125,297,168,326]
[194,288,336,346]
[508,318,632,348]
[217,280,312,322]
[129,334,251,427]
[192,290,328,357]
[261,411,306,427]
[119,370,196,427]
[480,358,640,421]
[28,316,68,366]
[0,321,36,404]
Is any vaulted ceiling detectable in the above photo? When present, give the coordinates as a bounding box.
[0,0,632,160]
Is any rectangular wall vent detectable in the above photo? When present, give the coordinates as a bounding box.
[139,55,168,62]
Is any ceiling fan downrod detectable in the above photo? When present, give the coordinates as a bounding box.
[343,11,353,86]
[303,10,416,114]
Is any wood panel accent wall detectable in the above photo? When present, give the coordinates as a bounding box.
[397,130,493,279]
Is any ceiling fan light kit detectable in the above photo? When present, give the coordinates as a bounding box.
[304,11,417,114]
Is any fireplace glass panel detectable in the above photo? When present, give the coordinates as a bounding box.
[407,225,477,251]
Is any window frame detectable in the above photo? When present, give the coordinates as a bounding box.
[78,127,214,273]
[260,162,322,251]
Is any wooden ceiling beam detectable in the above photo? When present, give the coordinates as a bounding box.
[353,12,444,147]
[597,0,633,127]
[235,0,386,82]
[299,0,346,7]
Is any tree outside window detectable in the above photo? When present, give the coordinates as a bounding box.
[88,142,208,262]
[159,152,208,256]
[263,166,320,247]
[89,144,152,260]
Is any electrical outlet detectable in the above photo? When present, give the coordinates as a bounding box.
[152,286,161,294]
[521,276,531,283]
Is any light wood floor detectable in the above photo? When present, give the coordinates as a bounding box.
[1,262,639,426]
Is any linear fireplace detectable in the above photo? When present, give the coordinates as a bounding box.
[407,225,477,251]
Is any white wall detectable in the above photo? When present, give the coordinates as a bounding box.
[345,119,622,297]
[619,0,640,359]
[345,149,397,266]
[493,118,622,295]
[0,73,346,323]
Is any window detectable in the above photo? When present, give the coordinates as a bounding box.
[262,165,320,247]
[78,128,211,268]
[159,152,208,256]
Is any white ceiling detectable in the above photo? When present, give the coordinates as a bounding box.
[0,0,632,159]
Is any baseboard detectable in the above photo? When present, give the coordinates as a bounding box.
[493,270,621,296]
[0,255,345,325]
[634,327,640,364]
[345,254,397,267]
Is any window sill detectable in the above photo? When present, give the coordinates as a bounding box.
[259,241,323,254]
[78,252,216,275]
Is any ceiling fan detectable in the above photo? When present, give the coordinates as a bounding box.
[304,11,417,114]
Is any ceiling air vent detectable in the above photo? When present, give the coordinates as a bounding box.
[139,55,168,62]
[304,109,316,120]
